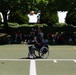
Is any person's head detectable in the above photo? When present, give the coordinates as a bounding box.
[30,11,34,15]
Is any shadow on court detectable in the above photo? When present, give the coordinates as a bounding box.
[20,56,42,59]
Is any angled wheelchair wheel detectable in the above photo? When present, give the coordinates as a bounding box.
[39,47,49,59]
[33,49,40,58]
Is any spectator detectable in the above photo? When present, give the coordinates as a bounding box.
[57,32,64,45]
[15,31,22,43]
[24,34,29,43]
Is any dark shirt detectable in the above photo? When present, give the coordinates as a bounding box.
[34,36,44,48]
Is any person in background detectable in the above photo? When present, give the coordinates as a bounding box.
[15,31,22,43]
[28,11,41,24]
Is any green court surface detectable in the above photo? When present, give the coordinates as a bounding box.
[36,61,76,75]
[0,44,76,59]
[0,44,76,75]
[0,44,29,59]
[0,60,76,75]
[49,45,76,59]
[0,61,30,75]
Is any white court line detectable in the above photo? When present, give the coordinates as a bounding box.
[30,60,37,75]
[0,59,30,61]
[35,59,76,61]
[0,59,76,61]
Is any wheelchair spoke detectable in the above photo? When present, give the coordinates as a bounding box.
[31,46,49,59]
[39,47,49,59]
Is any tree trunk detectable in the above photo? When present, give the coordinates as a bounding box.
[2,12,8,32]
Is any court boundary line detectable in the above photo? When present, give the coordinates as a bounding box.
[36,59,76,61]
[0,59,76,61]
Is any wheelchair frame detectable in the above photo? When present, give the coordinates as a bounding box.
[33,46,49,59]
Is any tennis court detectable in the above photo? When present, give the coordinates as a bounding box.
[0,44,76,59]
[0,61,30,75]
[0,44,76,75]
[36,60,76,75]
[0,60,76,75]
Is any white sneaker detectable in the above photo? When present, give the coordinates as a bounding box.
[29,55,34,58]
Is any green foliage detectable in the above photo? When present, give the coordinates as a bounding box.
[47,0,57,12]
[17,0,30,14]
[8,12,29,24]
[8,22,19,28]
[7,23,76,36]
[0,0,30,29]
[33,0,58,26]
[0,0,29,13]
[0,0,76,29]
[48,0,76,11]
[41,11,58,26]
[54,23,68,27]
[55,0,69,11]
[65,10,76,26]
[8,23,47,28]
[36,0,48,10]
[24,15,29,24]
[36,0,58,26]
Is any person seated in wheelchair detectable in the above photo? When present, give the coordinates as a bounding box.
[28,23,49,58]
[28,33,46,58]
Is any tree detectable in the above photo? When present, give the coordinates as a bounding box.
[55,0,76,11]
[8,11,29,24]
[39,0,58,26]
[65,10,76,26]
[0,0,29,31]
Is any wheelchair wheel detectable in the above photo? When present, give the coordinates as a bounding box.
[33,49,40,58]
[39,47,49,59]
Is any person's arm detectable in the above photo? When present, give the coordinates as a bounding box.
[38,24,41,35]
[37,12,40,16]
[34,37,40,45]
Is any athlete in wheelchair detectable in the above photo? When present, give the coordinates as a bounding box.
[28,24,49,59]
[28,34,49,59]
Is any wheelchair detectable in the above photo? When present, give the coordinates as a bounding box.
[33,45,49,59]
